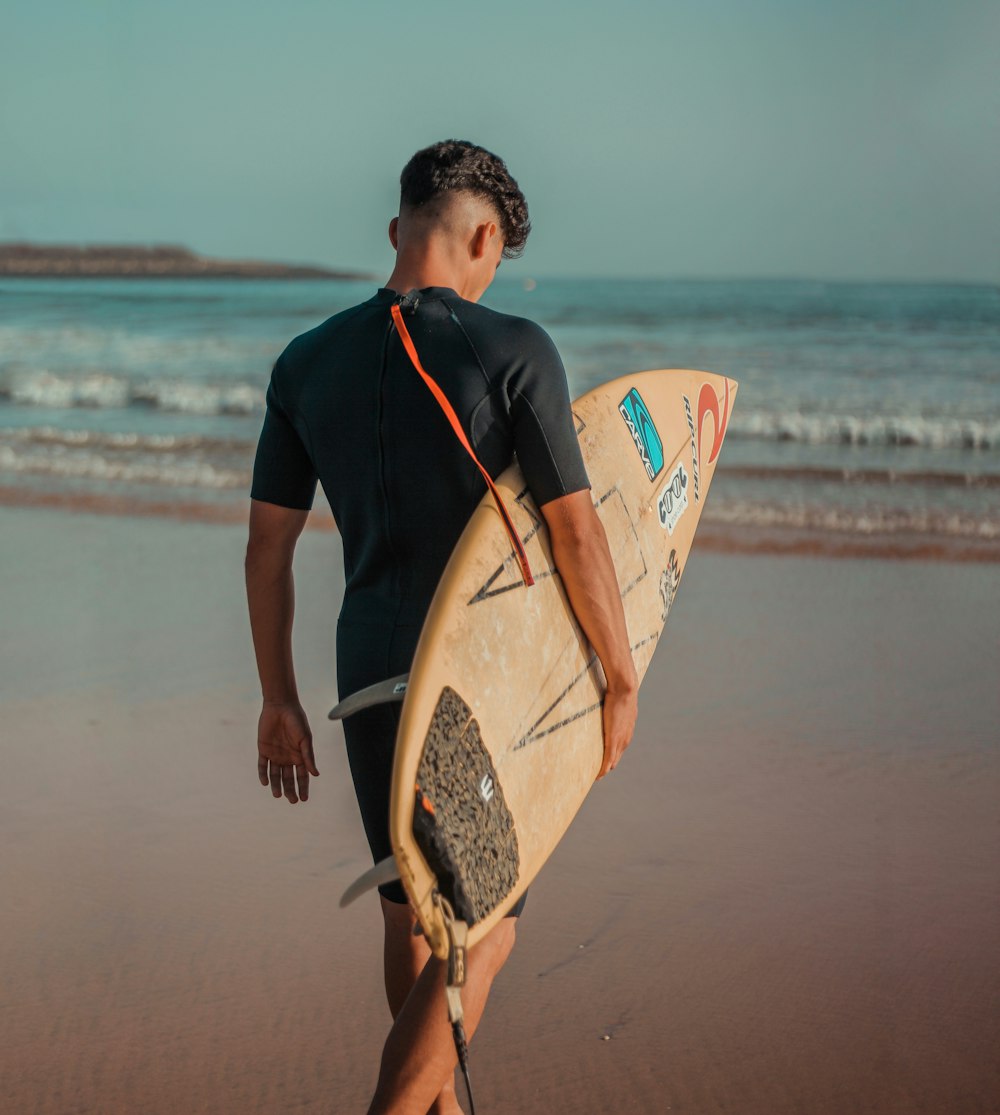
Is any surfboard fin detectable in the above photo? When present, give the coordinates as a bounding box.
[328,674,409,720]
[339,855,401,908]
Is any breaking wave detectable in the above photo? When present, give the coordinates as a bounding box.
[0,370,264,415]
[0,427,252,453]
[4,372,998,455]
[0,427,252,490]
[731,410,1000,451]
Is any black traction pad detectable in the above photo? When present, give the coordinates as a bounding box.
[413,686,520,925]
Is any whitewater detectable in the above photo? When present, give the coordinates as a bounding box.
[2,276,998,544]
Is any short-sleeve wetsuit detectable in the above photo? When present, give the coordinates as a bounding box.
[251,286,591,903]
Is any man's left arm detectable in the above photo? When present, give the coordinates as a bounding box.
[246,498,319,804]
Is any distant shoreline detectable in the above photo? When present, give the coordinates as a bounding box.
[0,242,375,280]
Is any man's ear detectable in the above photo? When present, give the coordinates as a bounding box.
[469,220,497,260]
[388,217,399,250]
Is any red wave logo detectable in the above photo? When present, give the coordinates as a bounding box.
[697,379,731,467]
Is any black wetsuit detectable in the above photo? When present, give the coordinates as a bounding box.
[251,286,590,903]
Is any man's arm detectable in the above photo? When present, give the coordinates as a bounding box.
[245,498,319,803]
[541,490,638,778]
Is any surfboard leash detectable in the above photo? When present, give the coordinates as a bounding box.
[433,891,478,1115]
[390,300,534,589]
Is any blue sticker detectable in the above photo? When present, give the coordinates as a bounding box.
[618,388,663,481]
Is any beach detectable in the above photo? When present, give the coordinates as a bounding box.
[2,504,998,1114]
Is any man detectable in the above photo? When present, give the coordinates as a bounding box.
[246,140,637,1115]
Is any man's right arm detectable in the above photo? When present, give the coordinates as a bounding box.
[246,498,318,803]
[541,490,638,778]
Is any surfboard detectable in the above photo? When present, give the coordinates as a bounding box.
[339,369,736,959]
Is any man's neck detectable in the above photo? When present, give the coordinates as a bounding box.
[383,265,456,295]
[385,241,481,302]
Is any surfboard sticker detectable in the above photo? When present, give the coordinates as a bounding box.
[659,549,681,621]
[657,461,689,535]
[618,388,664,482]
[682,394,700,501]
[697,379,731,467]
[684,380,732,502]
[413,686,520,925]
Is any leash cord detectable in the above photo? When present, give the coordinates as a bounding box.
[452,1019,477,1115]
[433,891,479,1114]
[390,300,534,588]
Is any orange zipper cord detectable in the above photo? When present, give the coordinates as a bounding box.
[391,301,534,588]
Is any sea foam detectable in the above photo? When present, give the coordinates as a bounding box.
[1,370,264,415]
[731,411,1000,451]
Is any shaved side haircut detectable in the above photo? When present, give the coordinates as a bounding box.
[399,140,531,259]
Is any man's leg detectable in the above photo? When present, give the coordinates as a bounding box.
[370,896,516,1115]
[380,897,461,1115]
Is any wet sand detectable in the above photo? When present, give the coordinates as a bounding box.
[2,506,998,1113]
[3,483,999,564]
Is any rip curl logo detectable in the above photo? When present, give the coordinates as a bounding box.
[682,394,699,501]
[657,462,688,535]
[618,388,664,482]
[684,380,731,502]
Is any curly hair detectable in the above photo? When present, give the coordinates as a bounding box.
[399,140,531,260]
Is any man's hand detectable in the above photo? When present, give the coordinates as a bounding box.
[598,683,638,779]
[257,700,319,804]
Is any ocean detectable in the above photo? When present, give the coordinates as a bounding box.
[1,276,998,548]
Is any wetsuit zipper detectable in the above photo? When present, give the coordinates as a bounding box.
[377,315,403,601]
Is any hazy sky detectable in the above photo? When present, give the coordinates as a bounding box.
[2,0,998,281]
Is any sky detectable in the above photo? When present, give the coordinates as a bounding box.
[1,0,998,282]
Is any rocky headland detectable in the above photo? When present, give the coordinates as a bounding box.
[0,242,373,280]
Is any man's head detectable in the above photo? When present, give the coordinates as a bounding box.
[398,140,531,260]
